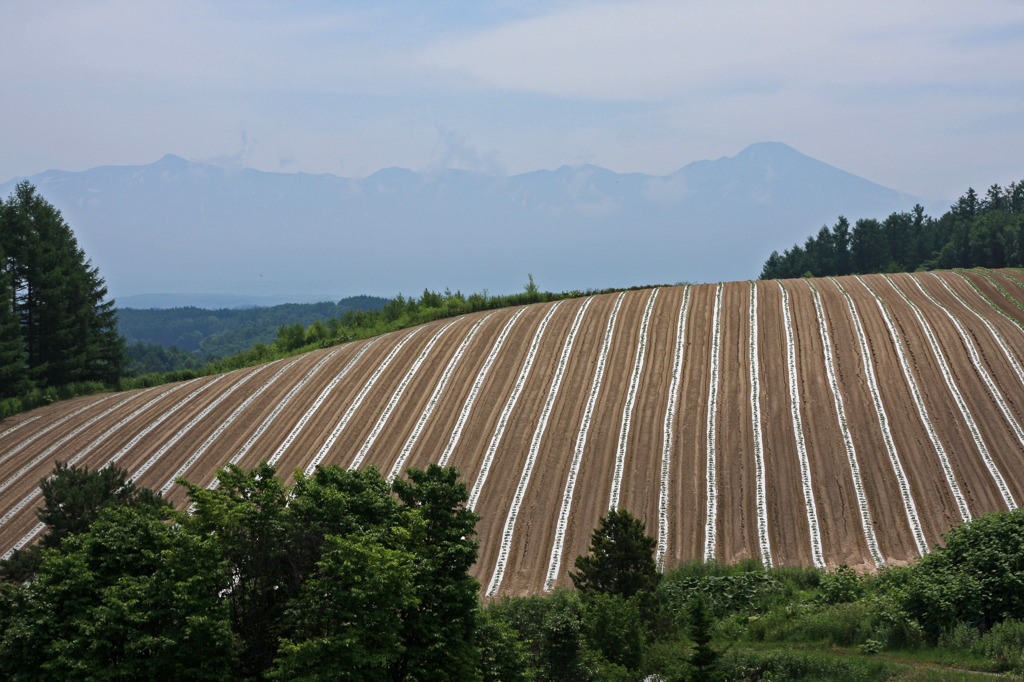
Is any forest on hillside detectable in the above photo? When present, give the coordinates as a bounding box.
[120,297,388,374]
[760,181,1024,279]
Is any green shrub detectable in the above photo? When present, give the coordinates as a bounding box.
[721,648,892,681]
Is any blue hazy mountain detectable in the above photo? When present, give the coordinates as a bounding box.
[0,143,925,304]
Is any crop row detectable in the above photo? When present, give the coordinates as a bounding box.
[876,275,1013,511]
[777,281,824,568]
[0,393,117,470]
[657,286,691,570]
[389,314,495,480]
[305,329,423,476]
[934,274,1024,391]
[748,282,772,567]
[350,319,461,471]
[830,278,927,556]
[545,291,629,591]
[438,308,528,467]
[467,302,565,511]
[162,357,304,495]
[806,280,882,567]
[487,298,594,597]
[703,283,723,562]
[609,289,658,510]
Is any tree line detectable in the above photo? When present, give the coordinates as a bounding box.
[760,180,1024,280]
[4,458,1024,680]
[0,183,126,415]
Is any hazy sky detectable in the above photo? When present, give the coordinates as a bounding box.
[2,0,1022,200]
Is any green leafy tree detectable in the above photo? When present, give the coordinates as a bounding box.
[391,463,482,681]
[1,461,168,582]
[0,504,237,681]
[270,534,418,681]
[570,508,661,599]
[178,461,296,680]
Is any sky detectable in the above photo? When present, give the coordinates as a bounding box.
[1,0,1023,202]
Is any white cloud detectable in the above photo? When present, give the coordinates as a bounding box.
[416,0,1024,100]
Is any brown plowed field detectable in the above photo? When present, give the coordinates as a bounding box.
[5,271,1024,595]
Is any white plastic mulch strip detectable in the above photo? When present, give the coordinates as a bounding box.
[830,277,927,555]
[0,379,204,556]
[0,393,118,469]
[486,297,593,597]
[932,273,1024,391]
[128,365,269,486]
[703,283,723,563]
[348,319,461,471]
[267,340,379,468]
[0,415,40,442]
[304,328,424,476]
[543,290,628,591]
[0,391,146,495]
[911,274,1024,451]
[437,307,528,468]
[467,301,564,511]
[806,280,882,567]
[748,282,772,568]
[389,313,495,481]
[608,289,658,510]
[777,280,825,568]
[656,285,691,571]
[877,274,1015,511]
[187,355,305,492]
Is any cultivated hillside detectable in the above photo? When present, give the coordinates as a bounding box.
[2,269,1023,597]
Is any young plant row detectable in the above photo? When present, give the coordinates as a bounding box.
[160,357,305,495]
[544,291,628,591]
[389,314,493,479]
[806,280,882,567]
[467,302,564,511]
[1,379,207,557]
[934,273,1024,390]
[438,309,527,467]
[305,328,424,476]
[487,298,593,597]
[703,283,723,562]
[0,394,118,470]
[877,275,1014,510]
[0,392,137,496]
[748,282,772,567]
[208,346,341,470]
[268,342,378,467]
[609,289,658,509]
[830,278,928,555]
[982,268,1024,316]
[0,380,190,531]
[129,367,266,485]
[910,275,1024,455]
[350,319,460,471]
[657,285,691,570]
[776,281,825,568]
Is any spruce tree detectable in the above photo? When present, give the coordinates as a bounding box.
[0,182,125,389]
[0,241,29,398]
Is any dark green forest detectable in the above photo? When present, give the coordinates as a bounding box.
[120,297,388,374]
[0,183,126,416]
[760,181,1024,279]
[4,460,1024,681]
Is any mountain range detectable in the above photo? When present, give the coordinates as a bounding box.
[0,143,928,308]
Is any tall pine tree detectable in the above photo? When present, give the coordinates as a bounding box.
[0,182,125,390]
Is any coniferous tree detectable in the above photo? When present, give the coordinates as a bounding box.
[0,242,29,398]
[0,182,125,390]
